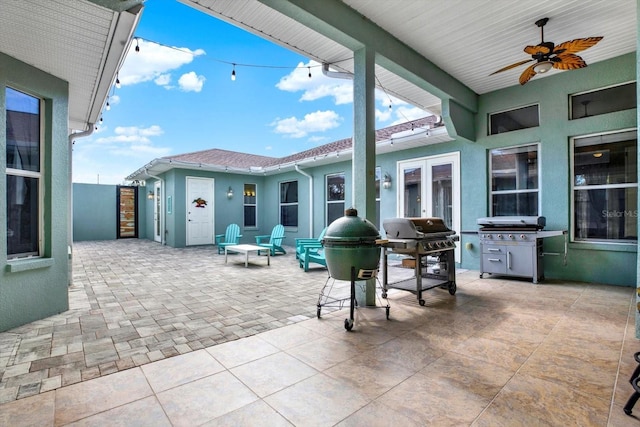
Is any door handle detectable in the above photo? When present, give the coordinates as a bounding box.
[507,252,512,269]
[488,258,501,262]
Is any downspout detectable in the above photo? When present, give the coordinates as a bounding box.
[295,165,314,237]
[322,63,353,80]
[146,169,165,245]
[68,125,95,285]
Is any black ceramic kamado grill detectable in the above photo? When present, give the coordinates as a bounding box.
[380,217,457,306]
[477,216,567,283]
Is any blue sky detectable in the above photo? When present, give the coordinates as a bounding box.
[72,0,426,184]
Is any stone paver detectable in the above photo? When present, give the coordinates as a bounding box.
[0,239,331,404]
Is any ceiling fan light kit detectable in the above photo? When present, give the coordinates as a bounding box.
[490,17,603,85]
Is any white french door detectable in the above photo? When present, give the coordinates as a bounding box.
[153,181,162,243]
[398,152,461,262]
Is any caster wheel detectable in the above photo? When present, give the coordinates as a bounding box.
[448,282,457,295]
[386,306,390,319]
[419,299,425,306]
[624,408,632,416]
[479,273,484,279]
[382,292,387,299]
[344,318,353,331]
[317,306,321,318]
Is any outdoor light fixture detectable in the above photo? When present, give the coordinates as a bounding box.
[147,191,154,200]
[383,173,392,189]
[533,60,553,74]
[227,186,234,199]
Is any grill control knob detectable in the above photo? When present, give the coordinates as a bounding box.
[508,234,514,239]
[520,234,526,240]
[497,234,502,239]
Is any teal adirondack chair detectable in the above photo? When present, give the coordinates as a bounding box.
[295,227,328,260]
[299,242,327,272]
[255,224,286,256]
[216,223,242,254]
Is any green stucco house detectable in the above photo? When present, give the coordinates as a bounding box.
[0,0,143,332]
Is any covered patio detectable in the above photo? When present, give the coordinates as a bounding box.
[0,239,637,425]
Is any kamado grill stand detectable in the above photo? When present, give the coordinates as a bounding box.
[381,217,458,306]
[478,216,567,283]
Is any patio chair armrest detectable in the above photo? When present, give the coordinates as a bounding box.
[215,234,224,244]
[255,235,270,244]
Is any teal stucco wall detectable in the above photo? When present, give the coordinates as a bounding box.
[0,52,70,332]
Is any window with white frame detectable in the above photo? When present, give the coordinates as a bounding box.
[326,173,345,225]
[243,183,257,228]
[280,180,298,227]
[375,167,381,227]
[6,87,42,259]
[490,144,539,216]
[572,130,637,242]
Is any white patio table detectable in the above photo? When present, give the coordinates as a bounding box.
[224,244,271,268]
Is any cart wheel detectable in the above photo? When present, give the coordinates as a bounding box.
[448,282,457,295]
[479,273,484,279]
[419,299,425,306]
[382,292,387,299]
[317,306,321,318]
[344,318,353,331]
[386,306,390,319]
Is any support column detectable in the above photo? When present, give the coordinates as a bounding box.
[352,46,377,306]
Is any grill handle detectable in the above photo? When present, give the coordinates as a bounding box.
[507,251,512,270]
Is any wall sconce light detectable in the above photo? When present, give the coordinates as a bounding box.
[147,191,154,200]
[226,186,234,199]
[383,173,392,189]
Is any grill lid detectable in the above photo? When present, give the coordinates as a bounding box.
[383,217,453,239]
[477,216,546,229]
[323,208,380,246]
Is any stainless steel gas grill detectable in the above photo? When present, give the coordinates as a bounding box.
[381,217,457,306]
[478,216,567,284]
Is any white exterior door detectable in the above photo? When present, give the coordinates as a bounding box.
[153,181,162,243]
[186,177,214,246]
[398,152,461,262]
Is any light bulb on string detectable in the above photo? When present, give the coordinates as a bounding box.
[99,116,103,124]
[115,74,121,89]
[134,38,140,53]
[105,100,110,111]
[231,64,236,81]
[308,67,311,78]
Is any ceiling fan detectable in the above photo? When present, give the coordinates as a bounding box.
[490,17,603,85]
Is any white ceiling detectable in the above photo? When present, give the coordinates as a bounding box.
[0,0,143,131]
[183,0,637,115]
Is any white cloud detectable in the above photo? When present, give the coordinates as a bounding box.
[118,39,205,88]
[178,72,206,92]
[271,110,342,138]
[389,106,431,125]
[154,74,171,86]
[276,60,353,105]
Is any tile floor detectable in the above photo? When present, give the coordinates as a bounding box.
[1,240,639,426]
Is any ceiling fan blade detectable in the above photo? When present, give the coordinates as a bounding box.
[553,37,603,55]
[524,44,551,56]
[489,59,533,75]
[519,64,537,85]
[553,54,587,70]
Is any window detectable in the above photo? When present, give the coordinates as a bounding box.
[490,144,539,216]
[280,180,298,227]
[326,173,345,225]
[375,167,381,227]
[570,82,636,120]
[243,183,257,228]
[489,104,539,135]
[572,130,637,243]
[6,87,42,259]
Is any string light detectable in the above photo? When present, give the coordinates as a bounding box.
[105,100,110,111]
[115,73,121,89]
[231,64,236,81]
[99,116,103,124]
[134,38,140,53]
[308,66,312,78]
